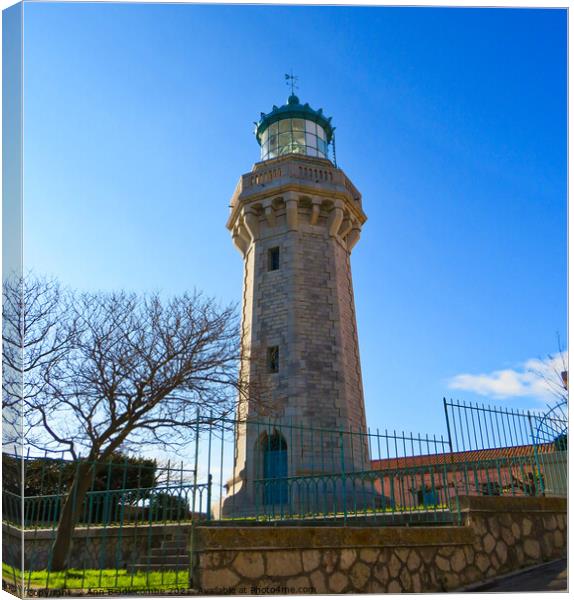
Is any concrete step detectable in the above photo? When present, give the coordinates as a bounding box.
[150,546,188,557]
[137,554,190,566]
[160,539,189,550]
[127,534,190,573]
[128,563,190,573]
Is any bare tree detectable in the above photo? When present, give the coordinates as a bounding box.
[21,283,248,570]
[2,275,76,451]
[529,334,568,404]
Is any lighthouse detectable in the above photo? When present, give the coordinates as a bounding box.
[222,86,370,516]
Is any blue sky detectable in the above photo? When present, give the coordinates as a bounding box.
[21,3,567,437]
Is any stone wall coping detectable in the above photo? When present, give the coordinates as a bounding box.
[457,495,567,514]
[194,525,475,551]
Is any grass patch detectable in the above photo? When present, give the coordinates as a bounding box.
[3,519,196,531]
[2,563,20,584]
[218,503,451,521]
[2,563,189,592]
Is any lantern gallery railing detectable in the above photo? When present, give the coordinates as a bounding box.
[229,154,363,209]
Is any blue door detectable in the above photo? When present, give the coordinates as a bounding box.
[263,434,288,505]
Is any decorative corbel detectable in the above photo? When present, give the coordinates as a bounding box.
[232,225,249,256]
[284,193,299,232]
[310,198,322,225]
[347,223,362,251]
[242,207,259,242]
[327,200,344,237]
[262,199,276,228]
[338,214,353,239]
[237,219,251,245]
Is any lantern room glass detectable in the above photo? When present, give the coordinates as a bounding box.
[260,118,328,161]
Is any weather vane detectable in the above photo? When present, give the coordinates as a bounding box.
[285,71,299,95]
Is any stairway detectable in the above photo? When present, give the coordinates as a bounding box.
[128,533,190,572]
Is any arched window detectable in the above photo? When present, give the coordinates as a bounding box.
[260,430,288,505]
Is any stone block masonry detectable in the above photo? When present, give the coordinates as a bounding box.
[194,496,567,593]
[222,153,370,516]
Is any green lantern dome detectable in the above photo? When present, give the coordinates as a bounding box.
[255,94,335,162]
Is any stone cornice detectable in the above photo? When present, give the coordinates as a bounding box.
[227,155,366,232]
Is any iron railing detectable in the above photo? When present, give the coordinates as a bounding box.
[2,397,567,593]
[2,454,205,593]
[443,398,568,497]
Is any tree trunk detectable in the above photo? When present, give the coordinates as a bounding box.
[49,462,95,571]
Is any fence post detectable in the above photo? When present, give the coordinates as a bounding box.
[188,515,198,591]
[192,408,200,515]
[189,409,201,591]
[206,410,213,499]
[442,398,461,524]
[527,411,545,496]
[206,474,213,522]
[443,398,454,453]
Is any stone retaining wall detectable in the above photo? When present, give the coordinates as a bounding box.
[193,496,567,593]
[4,495,566,593]
[2,522,190,571]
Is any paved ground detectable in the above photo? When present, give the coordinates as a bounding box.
[466,559,567,593]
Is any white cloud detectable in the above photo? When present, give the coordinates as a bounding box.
[448,352,568,401]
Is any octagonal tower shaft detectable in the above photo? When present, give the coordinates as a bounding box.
[222,153,369,516]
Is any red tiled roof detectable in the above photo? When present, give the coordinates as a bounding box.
[370,443,556,471]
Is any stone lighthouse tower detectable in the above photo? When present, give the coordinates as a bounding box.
[222,89,370,516]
